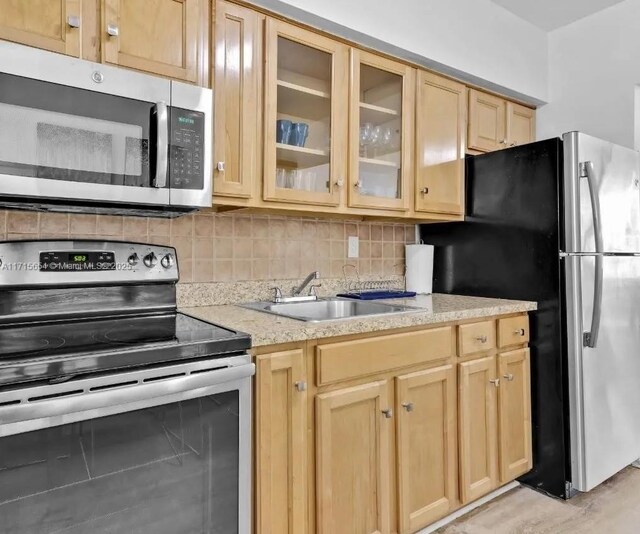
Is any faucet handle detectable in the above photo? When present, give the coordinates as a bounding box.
[270,287,283,302]
[309,283,322,297]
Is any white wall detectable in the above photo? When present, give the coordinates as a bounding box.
[537,0,640,148]
[252,0,549,104]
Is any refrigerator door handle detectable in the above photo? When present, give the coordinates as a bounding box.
[580,161,604,348]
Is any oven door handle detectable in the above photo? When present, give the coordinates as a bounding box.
[153,101,169,188]
[0,361,254,437]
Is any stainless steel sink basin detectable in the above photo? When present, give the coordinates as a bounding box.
[241,297,420,322]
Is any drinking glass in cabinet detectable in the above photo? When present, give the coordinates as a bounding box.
[275,36,331,193]
[356,64,403,199]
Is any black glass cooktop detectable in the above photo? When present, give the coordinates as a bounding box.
[0,313,251,387]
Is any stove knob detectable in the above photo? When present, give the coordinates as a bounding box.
[143,252,157,268]
[160,253,175,269]
[127,253,139,266]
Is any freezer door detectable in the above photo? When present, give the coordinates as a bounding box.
[565,253,640,492]
[563,131,640,253]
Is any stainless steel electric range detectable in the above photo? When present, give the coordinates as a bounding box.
[0,240,253,534]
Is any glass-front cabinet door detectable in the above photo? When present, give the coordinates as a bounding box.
[263,19,348,207]
[348,50,414,212]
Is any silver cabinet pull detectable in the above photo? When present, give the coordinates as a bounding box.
[489,378,500,387]
[475,335,488,343]
[503,374,514,381]
[294,381,307,392]
[513,328,526,336]
[334,178,344,188]
[381,408,393,419]
[401,402,414,412]
[216,161,225,172]
[153,102,168,188]
[67,15,81,28]
[420,187,429,195]
[355,181,363,189]
[107,23,119,37]
[500,138,508,145]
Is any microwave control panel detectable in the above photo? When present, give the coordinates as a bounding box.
[169,107,205,190]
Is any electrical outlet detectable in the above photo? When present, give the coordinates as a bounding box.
[348,236,359,258]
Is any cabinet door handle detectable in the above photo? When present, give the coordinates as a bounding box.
[354,181,363,189]
[420,187,429,195]
[107,23,119,37]
[401,402,414,412]
[503,374,514,381]
[475,335,488,343]
[294,381,307,392]
[513,328,526,336]
[489,378,500,387]
[67,15,81,28]
[381,408,393,419]
[334,178,344,188]
[216,161,225,172]
[499,138,508,145]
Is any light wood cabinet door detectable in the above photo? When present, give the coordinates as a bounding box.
[396,365,457,533]
[213,0,260,199]
[458,355,499,503]
[263,18,348,207]
[468,89,506,152]
[415,71,465,215]
[0,0,81,56]
[348,49,414,212]
[506,101,535,148]
[498,348,532,483]
[102,0,208,84]
[256,349,308,534]
[316,381,392,534]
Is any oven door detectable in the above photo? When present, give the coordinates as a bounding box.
[0,41,172,207]
[0,356,253,534]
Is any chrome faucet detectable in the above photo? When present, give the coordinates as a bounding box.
[270,271,321,303]
[292,271,320,297]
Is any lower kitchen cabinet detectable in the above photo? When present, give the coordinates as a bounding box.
[396,365,457,533]
[498,348,532,482]
[255,349,308,534]
[458,354,499,503]
[254,314,532,534]
[316,380,392,534]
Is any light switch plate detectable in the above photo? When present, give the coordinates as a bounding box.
[348,236,359,258]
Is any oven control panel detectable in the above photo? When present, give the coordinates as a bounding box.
[0,241,179,286]
[169,107,204,190]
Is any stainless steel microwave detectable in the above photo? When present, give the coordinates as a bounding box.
[0,41,212,217]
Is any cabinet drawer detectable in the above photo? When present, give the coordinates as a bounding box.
[498,315,530,348]
[316,327,454,386]
[458,320,496,356]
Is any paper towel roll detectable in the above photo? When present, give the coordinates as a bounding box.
[405,244,433,294]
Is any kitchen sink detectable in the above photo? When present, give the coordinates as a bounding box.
[241,297,420,322]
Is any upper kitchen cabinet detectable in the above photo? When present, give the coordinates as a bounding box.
[102,0,209,85]
[0,0,81,56]
[468,88,535,153]
[213,0,261,201]
[506,101,536,148]
[263,18,348,207]
[415,71,465,216]
[348,49,414,212]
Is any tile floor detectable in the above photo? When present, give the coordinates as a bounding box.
[438,467,640,533]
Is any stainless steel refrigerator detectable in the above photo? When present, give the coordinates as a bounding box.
[419,131,640,499]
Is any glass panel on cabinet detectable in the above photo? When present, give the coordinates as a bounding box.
[356,64,402,199]
[274,36,331,194]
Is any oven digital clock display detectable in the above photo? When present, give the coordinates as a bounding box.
[40,251,116,271]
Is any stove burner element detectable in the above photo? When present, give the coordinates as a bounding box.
[101,321,176,345]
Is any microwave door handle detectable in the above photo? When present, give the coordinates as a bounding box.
[154,101,168,188]
[580,160,604,348]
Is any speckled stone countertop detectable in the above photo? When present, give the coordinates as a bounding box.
[181,294,537,348]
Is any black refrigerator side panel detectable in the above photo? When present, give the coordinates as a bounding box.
[419,138,570,498]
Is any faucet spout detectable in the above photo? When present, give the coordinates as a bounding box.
[292,271,320,297]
